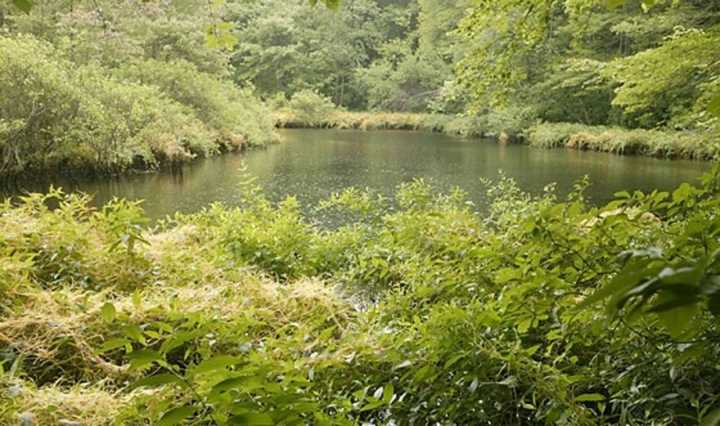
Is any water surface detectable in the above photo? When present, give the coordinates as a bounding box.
[2,129,709,220]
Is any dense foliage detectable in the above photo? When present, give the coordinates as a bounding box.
[0,0,274,178]
[2,1,719,423]
[3,0,720,174]
[1,169,720,424]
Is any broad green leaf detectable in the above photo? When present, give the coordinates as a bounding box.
[606,0,625,10]
[228,413,274,425]
[157,405,195,426]
[101,302,116,322]
[208,377,246,399]
[709,292,720,317]
[580,257,655,309]
[99,338,129,353]
[708,95,720,118]
[192,355,244,376]
[659,266,705,286]
[127,350,164,370]
[130,373,182,390]
[383,384,394,403]
[12,0,33,13]
[575,393,606,402]
[656,294,700,339]
[701,408,720,426]
[159,330,203,354]
[123,324,146,345]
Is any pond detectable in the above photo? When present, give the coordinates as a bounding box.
[2,129,709,220]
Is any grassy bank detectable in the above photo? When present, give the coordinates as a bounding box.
[2,173,720,424]
[276,109,718,160]
[274,110,484,137]
[527,123,718,161]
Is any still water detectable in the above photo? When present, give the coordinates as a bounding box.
[3,129,709,220]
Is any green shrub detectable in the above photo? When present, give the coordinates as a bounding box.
[0,35,237,176]
[286,89,338,126]
[116,59,274,148]
[3,171,720,424]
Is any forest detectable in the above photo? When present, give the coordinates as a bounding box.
[1,0,720,425]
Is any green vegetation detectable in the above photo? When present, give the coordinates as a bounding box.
[2,171,720,424]
[0,1,273,178]
[527,123,718,160]
[3,0,720,175]
[2,0,720,424]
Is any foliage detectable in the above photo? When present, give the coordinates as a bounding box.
[284,90,339,127]
[0,0,274,178]
[0,35,222,176]
[116,59,274,148]
[3,170,720,423]
[527,122,719,159]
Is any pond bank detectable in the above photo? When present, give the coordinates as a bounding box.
[274,111,717,161]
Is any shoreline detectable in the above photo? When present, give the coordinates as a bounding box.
[274,111,717,161]
[2,115,714,184]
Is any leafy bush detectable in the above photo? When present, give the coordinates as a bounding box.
[3,169,720,424]
[116,59,274,148]
[285,90,338,126]
[0,35,261,177]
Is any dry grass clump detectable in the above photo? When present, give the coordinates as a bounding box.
[274,111,448,132]
[120,273,354,334]
[0,378,145,426]
[141,224,224,287]
[0,289,128,385]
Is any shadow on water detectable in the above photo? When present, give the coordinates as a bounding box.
[0,129,710,221]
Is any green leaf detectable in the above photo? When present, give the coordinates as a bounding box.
[157,405,195,426]
[382,384,394,403]
[580,258,655,309]
[709,292,720,317]
[657,300,700,339]
[606,0,625,10]
[575,393,606,402]
[208,377,246,399]
[12,0,33,13]
[130,373,182,390]
[659,266,705,287]
[709,95,720,118]
[99,338,129,353]
[123,324,146,345]
[228,413,274,425]
[127,350,164,370]
[159,330,203,354]
[101,302,116,322]
[701,408,720,426]
[192,355,244,376]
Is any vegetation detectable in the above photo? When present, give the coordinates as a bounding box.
[527,123,718,160]
[0,1,274,178]
[3,0,720,175]
[2,169,720,424]
[2,0,720,423]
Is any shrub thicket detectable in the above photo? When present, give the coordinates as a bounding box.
[2,170,720,424]
[0,34,273,178]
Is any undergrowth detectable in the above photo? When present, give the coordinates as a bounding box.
[2,170,720,424]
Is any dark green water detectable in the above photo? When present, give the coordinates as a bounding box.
[3,129,709,219]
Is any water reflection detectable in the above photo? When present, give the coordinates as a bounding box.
[1,129,708,220]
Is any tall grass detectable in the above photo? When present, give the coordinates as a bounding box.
[526,122,718,160]
[273,110,522,139]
